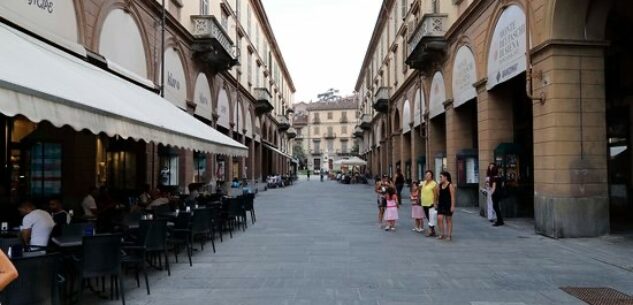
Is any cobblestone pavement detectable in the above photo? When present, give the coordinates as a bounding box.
[94,177,633,305]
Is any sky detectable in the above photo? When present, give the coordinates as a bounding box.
[263,0,383,104]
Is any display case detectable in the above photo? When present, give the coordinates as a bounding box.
[434,153,447,178]
[494,143,522,188]
[456,149,479,187]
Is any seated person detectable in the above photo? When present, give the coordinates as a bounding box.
[138,184,152,206]
[187,183,200,201]
[81,186,99,218]
[147,189,169,208]
[18,201,55,248]
[49,198,70,226]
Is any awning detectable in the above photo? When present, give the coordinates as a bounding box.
[0,23,247,157]
[263,143,292,159]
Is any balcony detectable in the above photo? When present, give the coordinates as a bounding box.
[340,116,349,123]
[311,149,321,156]
[373,87,390,113]
[405,14,449,71]
[353,126,364,138]
[190,16,237,72]
[286,127,297,139]
[359,113,372,130]
[323,132,337,139]
[312,117,321,124]
[253,88,273,115]
[277,114,290,132]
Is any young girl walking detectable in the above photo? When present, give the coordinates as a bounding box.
[410,181,423,232]
[383,187,399,231]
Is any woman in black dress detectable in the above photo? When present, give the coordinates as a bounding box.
[436,171,456,241]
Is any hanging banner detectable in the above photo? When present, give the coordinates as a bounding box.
[216,89,230,129]
[163,48,187,109]
[452,46,477,107]
[486,5,527,90]
[429,71,446,119]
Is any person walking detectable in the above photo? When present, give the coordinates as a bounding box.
[489,165,504,227]
[482,163,498,223]
[410,181,423,232]
[383,186,399,231]
[436,171,456,241]
[394,168,405,205]
[320,169,324,182]
[307,169,311,181]
[420,170,438,237]
[375,176,387,225]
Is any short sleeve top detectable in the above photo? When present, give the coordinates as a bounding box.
[419,180,437,207]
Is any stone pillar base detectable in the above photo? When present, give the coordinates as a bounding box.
[456,186,478,207]
[534,195,610,238]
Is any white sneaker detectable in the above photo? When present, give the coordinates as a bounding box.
[384,226,391,231]
[390,227,396,231]
[412,228,418,232]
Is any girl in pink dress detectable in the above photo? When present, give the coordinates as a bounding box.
[383,187,399,231]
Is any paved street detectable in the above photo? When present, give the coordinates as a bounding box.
[95,177,633,305]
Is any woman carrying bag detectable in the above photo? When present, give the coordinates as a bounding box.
[419,170,438,237]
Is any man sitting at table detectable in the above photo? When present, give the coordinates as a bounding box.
[147,188,169,209]
[18,201,55,248]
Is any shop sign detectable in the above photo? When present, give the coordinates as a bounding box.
[487,5,527,90]
[163,48,187,109]
[193,73,212,120]
[0,0,78,44]
[429,71,446,119]
[452,46,477,107]
[216,89,230,129]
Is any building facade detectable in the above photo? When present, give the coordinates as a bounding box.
[292,97,359,173]
[355,0,633,238]
[0,0,295,214]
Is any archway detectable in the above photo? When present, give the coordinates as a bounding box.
[603,0,633,231]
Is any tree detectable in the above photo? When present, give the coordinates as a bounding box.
[317,88,341,101]
[351,142,360,155]
[292,144,306,168]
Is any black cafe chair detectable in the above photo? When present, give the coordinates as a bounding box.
[169,211,194,265]
[0,252,63,305]
[191,208,214,253]
[139,219,171,276]
[243,193,256,224]
[75,234,125,305]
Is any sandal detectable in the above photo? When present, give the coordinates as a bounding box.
[437,235,445,240]
[446,236,452,241]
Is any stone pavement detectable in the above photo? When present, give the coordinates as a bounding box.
[93,177,633,305]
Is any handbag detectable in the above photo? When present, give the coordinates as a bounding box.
[428,207,438,227]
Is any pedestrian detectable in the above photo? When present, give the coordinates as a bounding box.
[394,168,405,205]
[0,248,18,291]
[482,163,498,224]
[383,186,399,231]
[375,176,385,225]
[320,169,324,182]
[489,164,504,227]
[307,169,311,181]
[436,171,456,241]
[420,170,438,237]
[410,181,423,232]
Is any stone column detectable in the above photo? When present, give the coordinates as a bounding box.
[531,42,609,237]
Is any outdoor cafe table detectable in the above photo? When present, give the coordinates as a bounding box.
[51,235,82,248]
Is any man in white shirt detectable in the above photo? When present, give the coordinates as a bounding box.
[82,186,98,218]
[18,201,55,247]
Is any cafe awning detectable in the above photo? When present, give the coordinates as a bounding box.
[0,23,247,157]
[263,143,292,160]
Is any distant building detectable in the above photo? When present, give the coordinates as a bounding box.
[292,97,359,172]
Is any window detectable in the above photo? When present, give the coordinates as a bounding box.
[327,112,333,120]
[247,51,252,84]
[314,142,320,153]
[401,0,407,19]
[159,153,179,186]
[193,152,207,183]
[29,142,62,197]
[355,111,360,118]
[314,113,320,121]
[342,141,348,153]
[107,150,137,190]
[327,140,334,152]
[247,5,251,35]
[200,0,209,15]
[313,127,319,135]
[327,126,333,135]
[341,125,347,134]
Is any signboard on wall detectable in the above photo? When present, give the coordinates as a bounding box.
[429,71,446,119]
[452,46,478,107]
[0,0,79,49]
[486,5,527,90]
[413,90,425,127]
[402,100,411,133]
[216,89,230,129]
[163,48,187,110]
[193,73,212,120]
[99,9,147,79]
